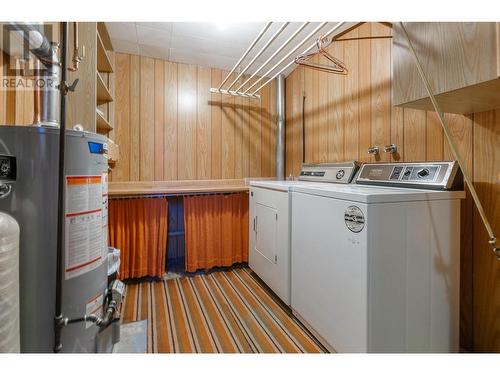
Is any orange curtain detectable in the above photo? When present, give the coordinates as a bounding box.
[184,192,249,272]
[108,198,168,279]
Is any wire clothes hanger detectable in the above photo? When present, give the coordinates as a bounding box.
[294,35,348,74]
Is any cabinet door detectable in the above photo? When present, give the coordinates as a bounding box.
[255,203,277,264]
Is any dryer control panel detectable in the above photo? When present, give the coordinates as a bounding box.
[299,161,360,184]
[356,161,462,190]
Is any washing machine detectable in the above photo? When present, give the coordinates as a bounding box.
[290,161,464,353]
[249,162,359,305]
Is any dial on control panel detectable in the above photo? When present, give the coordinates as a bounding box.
[417,168,430,178]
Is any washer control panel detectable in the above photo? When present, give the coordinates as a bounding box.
[356,161,461,190]
[299,161,359,184]
[0,154,16,182]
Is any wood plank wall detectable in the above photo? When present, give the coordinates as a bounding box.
[111,53,276,182]
[285,22,499,352]
[0,51,34,125]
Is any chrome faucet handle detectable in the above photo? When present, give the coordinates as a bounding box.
[367,146,379,155]
[383,144,398,154]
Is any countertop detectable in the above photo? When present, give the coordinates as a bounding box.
[108,178,275,197]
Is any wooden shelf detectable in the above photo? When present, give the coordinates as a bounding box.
[96,110,113,133]
[108,179,251,196]
[96,71,113,104]
[97,31,113,73]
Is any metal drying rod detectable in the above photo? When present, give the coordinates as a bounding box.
[399,22,499,259]
[210,22,352,99]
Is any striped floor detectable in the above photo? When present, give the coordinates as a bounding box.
[120,267,327,353]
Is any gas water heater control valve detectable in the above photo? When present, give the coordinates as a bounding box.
[0,155,16,181]
[109,280,125,309]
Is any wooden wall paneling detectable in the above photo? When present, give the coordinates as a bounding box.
[403,108,426,161]
[139,57,155,181]
[292,68,304,176]
[302,64,313,164]
[241,75,251,178]
[0,51,28,125]
[287,67,301,177]
[312,56,320,162]
[67,22,96,132]
[343,28,360,162]
[164,61,178,180]
[370,22,392,162]
[5,85,15,124]
[14,79,26,124]
[358,23,372,162]
[221,72,235,179]
[26,80,34,124]
[260,83,272,177]
[0,52,5,124]
[210,69,222,179]
[443,113,474,351]
[16,78,34,124]
[177,64,197,180]
[269,79,277,176]
[113,53,130,181]
[285,70,294,177]
[107,51,116,141]
[154,59,165,180]
[249,76,262,177]
[318,54,330,163]
[328,40,345,162]
[472,109,500,352]
[129,54,140,181]
[426,111,443,161]
[390,29,404,162]
[234,75,245,179]
[196,66,212,179]
[443,114,473,174]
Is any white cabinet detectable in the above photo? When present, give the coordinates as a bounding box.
[249,186,290,305]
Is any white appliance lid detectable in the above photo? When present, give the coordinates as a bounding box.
[249,180,331,192]
[291,184,465,203]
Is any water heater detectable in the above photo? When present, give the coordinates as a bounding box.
[0,125,110,352]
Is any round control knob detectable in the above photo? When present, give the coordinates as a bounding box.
[336,169,345,179]
[417,168,430,178]
[0,161,10,177]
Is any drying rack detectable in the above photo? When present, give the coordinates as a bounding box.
[209,22,356,99]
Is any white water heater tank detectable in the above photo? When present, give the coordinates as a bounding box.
[0,211,20,352]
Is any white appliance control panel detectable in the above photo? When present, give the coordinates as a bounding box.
[356,161,462,190]
[299,161,359,183]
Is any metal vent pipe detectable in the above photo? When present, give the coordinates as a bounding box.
[275,74,285,180]
[6,23,61,127]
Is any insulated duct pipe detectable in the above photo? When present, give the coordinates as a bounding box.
[276,74,285,180]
